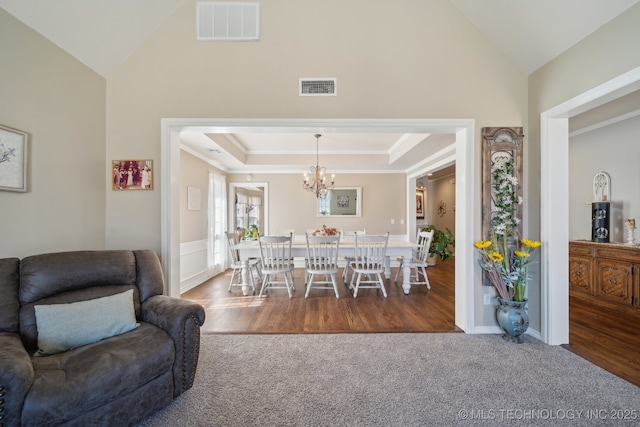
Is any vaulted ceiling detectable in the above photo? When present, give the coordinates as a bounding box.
[2,0,637,174]
[3,0,636,78]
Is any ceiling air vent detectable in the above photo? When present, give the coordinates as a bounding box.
[299,78,337,96]
[197,2,259,41]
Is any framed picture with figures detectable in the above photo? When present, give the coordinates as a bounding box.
[112,159,153,190]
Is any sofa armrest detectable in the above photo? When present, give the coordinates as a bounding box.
[0,332,34,427]
[140,296,205,397]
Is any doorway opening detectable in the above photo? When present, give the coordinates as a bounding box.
[161,118,476,333]
[541,66,640,344]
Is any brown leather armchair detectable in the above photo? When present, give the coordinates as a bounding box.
[0,250,205,427]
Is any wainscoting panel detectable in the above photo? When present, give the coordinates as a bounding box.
[180,239,211,294]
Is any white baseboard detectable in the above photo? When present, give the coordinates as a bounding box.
[462,325,543,341]
[465,325,503,334]
[181,270,212,294]
[526,328,542,340]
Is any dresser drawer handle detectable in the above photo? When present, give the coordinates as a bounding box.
[575,271,581,276]
[609,278,617,284]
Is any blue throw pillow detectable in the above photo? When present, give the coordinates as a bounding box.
[34,289,140,356]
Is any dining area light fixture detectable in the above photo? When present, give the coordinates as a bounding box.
[303,133,335,198]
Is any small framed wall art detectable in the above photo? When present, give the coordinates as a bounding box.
[416,190,425,219]
[112,159,153,190]
[0,124,29,192]
[187,186,201,210]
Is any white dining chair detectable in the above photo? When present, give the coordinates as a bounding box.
[341,229,366,283]
[258,233,295,298]
[350,232,389,298]
[225,231,262,293]
[394,230,433,289]
[304,233,341,298]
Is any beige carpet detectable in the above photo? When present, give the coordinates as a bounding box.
[137,333,640,426]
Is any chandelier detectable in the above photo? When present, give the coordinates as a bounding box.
[303,133,335,198]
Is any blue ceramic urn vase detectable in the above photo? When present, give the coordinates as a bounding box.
[496,297,529,343]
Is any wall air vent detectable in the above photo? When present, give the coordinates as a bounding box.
[299,78,337,96]
[197,2,259,41]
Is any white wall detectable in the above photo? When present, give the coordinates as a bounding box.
[569,115,640,241]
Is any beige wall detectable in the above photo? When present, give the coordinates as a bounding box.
[428,173,456,235]
[229,173,407,236]
[104,0,526,328]
[105,0,527,254]
[180,151,211,243]
[0,9,106,259]
[8,0,636,334]
[2,0,531,329]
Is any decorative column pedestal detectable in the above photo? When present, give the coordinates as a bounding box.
[591,202,610,243]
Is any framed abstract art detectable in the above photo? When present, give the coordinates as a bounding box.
[0,124,28,192]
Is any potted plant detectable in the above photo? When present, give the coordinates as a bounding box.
[245,224,259,239]
[422,225,455,265]
[474,155,541,343]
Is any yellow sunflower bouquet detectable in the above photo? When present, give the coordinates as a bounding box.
[474,237,541,302]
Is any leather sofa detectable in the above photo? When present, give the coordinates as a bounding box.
[0,250,205,427]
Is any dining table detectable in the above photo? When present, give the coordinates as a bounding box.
[231,238,418,296]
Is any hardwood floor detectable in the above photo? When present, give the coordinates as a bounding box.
[181,257,458,334]
[182,257,639,387]
[563,293,640,387]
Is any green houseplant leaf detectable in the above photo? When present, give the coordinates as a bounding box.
[422,225,455,262]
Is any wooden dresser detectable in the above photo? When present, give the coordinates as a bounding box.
[569,240,640,309]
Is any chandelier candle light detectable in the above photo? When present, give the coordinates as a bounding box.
[303,134,335,198]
